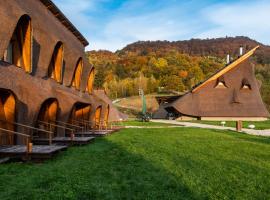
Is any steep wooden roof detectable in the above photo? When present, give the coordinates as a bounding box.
[192,46,260,93]
[40,0,89,47]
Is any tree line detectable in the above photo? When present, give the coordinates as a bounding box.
[86,37,270,110]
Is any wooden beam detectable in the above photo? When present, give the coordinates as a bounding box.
[192,46,260,93]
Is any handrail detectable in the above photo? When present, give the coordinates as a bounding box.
[0,119,53,134]
[38,121,74,132]
[38,121,75,142]
[0,127,31,153]
[71,119,93,125]
[55,120,83,129]
[70,119,92,132]
[0,127,30,138]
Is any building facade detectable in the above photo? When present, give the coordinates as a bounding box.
[165,46,270,121]
[0,0,114,145]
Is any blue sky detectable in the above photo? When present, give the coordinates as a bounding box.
[54,0,270,51]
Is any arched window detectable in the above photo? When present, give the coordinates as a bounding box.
[86,68,95,94]
[0,89,16,145]
[3,15,32,73]
[71,58,83,90]
[48,42,64,83]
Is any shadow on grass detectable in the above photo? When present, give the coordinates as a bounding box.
[0,128,270,200]
[0,137,201,200]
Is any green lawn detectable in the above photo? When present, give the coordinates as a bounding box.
[190,120,270,130]
[0,128,270,199]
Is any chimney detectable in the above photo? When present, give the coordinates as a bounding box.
[239,46,243,56]
[226,54,230,64]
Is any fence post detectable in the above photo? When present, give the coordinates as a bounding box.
[236,120,242,132]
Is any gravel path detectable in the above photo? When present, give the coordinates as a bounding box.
[151,119,270,137]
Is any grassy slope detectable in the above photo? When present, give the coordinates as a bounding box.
[0,128,270,199]
[114,95,159,112]
[189,120,270,130]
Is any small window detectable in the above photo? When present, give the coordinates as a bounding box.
[241,79,251,90]
[215,76,227,88]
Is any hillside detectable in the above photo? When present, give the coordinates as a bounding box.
[86,36,270,110]
[120,36,270,64]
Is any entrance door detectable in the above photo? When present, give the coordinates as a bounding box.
[37,99,58,137]
[0,90,16,145]
[70,103,91,127]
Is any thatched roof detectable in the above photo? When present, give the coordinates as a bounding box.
[165,47,269,118]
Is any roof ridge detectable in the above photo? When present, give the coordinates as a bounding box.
[192,45,259,93]
[40,0,89,47]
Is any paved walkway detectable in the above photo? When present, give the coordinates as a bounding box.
[151,119,270,137]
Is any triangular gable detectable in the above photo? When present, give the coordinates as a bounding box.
[192,46,259,93]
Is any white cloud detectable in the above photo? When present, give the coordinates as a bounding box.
[196,1,270,45]
[87,4,197,51]
[54,0,270,51]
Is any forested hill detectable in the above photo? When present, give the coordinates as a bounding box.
[120,36,270,64]
[86,36,270,110]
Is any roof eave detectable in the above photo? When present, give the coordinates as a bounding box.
[192,45,260,93]
[40,0,89,47]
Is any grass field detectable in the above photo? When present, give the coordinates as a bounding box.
[190,120,270,130]
[0,128,270,199]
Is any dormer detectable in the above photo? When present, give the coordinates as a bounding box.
[241,78,251,90]
[215,76,227,88]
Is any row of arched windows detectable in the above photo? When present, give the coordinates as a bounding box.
[0,88,109,145]
[1,15,95,94]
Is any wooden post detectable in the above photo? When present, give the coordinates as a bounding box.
[236,120,242,132]
[49,132,52,145]
[71,131,74,141]
[26,138,32,153]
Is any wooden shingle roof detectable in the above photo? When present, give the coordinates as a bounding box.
[192,46,259,93]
